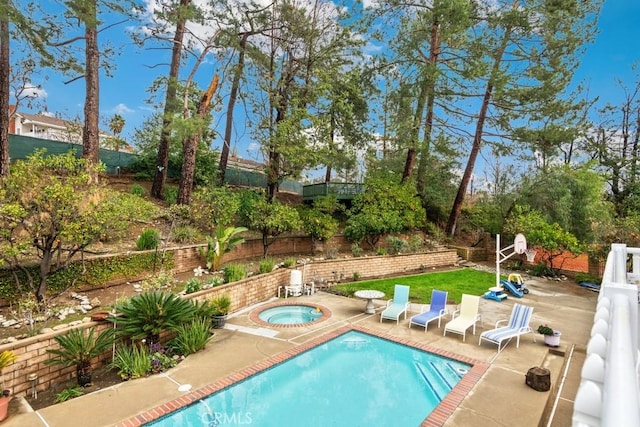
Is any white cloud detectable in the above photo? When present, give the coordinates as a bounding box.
[21,83,47,100]
[109,103,135,115]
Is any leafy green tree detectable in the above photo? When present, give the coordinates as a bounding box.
[504,205,581,273]
[345,177,425,249]
[189,186,240,233]
[246,198,302,257]
[0,151,128,301]
[445,0,601,236]
[514,165,611,243]
[298,196,341,254]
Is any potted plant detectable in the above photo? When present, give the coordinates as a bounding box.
[210,295,232,329]
[537,324,561,347]
[0,350,17,421]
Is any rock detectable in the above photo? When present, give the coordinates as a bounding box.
[52,324,68,331]
[2,320,18,328]
[1,337,17,343]
[39,328,54,334]
[90,297,101,307]
[68,320,83,327]
[82,317,92,323]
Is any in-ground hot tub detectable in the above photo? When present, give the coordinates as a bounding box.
[251,303,331,327]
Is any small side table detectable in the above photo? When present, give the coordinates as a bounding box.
[354,290,385,314]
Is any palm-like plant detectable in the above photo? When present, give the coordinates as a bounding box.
[200,226,248,271]
[110,291,197,345]
[46,328,116,387]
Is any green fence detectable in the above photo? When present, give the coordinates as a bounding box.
[9,134,303,194]
[223,168,302,194]
[302,182,363,201]
[9,134,136,174]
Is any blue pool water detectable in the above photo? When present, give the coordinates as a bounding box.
[258,305,323,325]
[148,330,470,426]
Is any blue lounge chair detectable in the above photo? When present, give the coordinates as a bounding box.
[409,290,448,331]
[380,285,410,324]
[479,303,535,351]
[443,294,481,342]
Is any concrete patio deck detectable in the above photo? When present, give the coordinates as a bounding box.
[4,273,597,427]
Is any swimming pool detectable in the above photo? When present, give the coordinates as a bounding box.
[147,330,471,426]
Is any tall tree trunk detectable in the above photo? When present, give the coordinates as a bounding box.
[416,18,440,195]
[445,11,514,236]
[177,74,218,205]
[402,17,440,184]
[218,33,248,186]
[0,18,9,176]
[151,0,190,199]
[82,5,100,180]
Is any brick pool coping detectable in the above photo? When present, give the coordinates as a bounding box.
[115,325,489,427]
[248,300,332,328]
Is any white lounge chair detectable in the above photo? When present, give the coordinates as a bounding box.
[409,290,448,331]
[443,294,481,341]
[478,303,535,351]
[380,285,410,324]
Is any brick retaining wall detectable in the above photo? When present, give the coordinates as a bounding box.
[0,249,457,398]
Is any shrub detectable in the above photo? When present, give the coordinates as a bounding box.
[408,235,423,252]
[259,258,275,274]
[171,225,198,243]
[149,343,177,374]
[351,243,363,257]
[140,271,175,291]
[210,294,232,316]
[353,272,361,281]
[386,236,407,255]
[130,184,145,197]
[111,291,197,344]
[169,318,213,355]
[376,247,388,256]
[282,257,296,268]
[110,344,152,380]
[137,229,160,250]
[224,264,246,283]
[164,186,178,205]
[184,278,202,294]
[204,276,224,288]
[528,263,555,277]
[55,386,84,403]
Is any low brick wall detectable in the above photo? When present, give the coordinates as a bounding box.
[448,245,487,262]
[0,249,457,398]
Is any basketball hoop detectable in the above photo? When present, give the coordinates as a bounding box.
[524,248,537,263]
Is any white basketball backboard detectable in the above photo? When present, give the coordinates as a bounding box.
[514,233,527,254]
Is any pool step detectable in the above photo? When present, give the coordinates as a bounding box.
[415,362,453,401]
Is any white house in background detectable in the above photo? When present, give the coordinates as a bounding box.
[8,106,114,146]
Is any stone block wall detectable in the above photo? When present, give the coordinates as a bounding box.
[0,249,458,398]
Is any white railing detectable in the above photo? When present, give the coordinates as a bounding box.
[573,243,640,426]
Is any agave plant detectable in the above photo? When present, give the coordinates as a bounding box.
[110,291,197,345]
[46,328,115,387]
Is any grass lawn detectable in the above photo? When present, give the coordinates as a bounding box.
[333,268,498,304]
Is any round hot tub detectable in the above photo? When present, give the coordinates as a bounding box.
[251,303,331,327]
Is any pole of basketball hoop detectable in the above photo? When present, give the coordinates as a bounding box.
[496,234,501,288]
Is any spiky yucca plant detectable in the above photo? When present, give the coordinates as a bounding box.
[46,328,115,387]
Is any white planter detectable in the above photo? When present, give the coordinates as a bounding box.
[544,331,561,347]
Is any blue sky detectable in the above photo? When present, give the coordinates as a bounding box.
[13,1,640,164]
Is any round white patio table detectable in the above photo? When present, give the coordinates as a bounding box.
[354,290,385,314]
